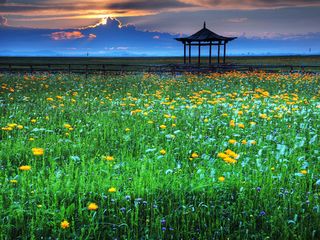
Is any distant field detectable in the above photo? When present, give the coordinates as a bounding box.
[0,55,320,66]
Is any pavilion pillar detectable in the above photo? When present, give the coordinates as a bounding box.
[183,42,186,64]
[223,41,227,64]
[188,42,191,64]
[198,41,201,65]
[218,42,221,65]
[209,41,212,65]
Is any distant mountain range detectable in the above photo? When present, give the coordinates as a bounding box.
[0,17,319,56]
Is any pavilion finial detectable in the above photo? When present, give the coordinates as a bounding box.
[204,21,206,29]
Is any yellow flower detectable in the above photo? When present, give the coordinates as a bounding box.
[30,119,37,123]
[160,149,166,155]
[238,123,245,129]
[104,156,114,161]
[64,123,71,129]
[241,140,247,145]
[260,114,268,119]
[249,121,256,125]
[224,157,237,164]
[300,170,307,175]
[2,127,13,131]
[32,148,44,156]
[271,167,275,171]
[47,97,54,101]
[217,152,228,159]
[148,120,154,124]
[229,120,235,127]
[250,140,257,145]
[60,220,70,229]
[10,179,18,184]
[225,149,239,159]
[29,137,35,141]
[171,123,176,127]
[218,176,225,182]
[19,165,31,171]
[108,187,116,193]
[160,125,166,129]
[8,123,17,128]
[17,125,24,130]
[191,152,199,158]
[125,128,131,132]
[204,118,209,123]
[87,203,99,211]
[228,139,237,144]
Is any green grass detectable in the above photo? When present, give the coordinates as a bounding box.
[1,55,320,66]
[0,72,319,239]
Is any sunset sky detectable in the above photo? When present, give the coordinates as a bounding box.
[1,0,320,56]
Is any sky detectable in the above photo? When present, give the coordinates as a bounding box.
[0,0,320,56]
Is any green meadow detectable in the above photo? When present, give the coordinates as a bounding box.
[1,55,320,65]
[0,71,319,239]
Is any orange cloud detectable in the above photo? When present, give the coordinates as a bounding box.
[51,31,85,40]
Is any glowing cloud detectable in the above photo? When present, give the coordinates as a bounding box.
[51,31,85,40]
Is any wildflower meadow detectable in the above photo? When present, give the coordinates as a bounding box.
[0,72,319,239]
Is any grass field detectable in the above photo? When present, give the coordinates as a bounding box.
[1,55,320,66]
[0,71,319,239]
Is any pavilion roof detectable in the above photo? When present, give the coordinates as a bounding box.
[175,22,236,43]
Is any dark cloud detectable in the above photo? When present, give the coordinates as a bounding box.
[107,0,196,10]
[0,0,320,30]
[0,15,7,25]
[0,3,95,12]
[121,7,320,36]
[189,0,320,9]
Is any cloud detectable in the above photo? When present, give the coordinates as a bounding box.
[227,18,248,23]
[116,46,129,50]
[183,0,320,10]
[106,0,196,10]
[88,33,97,40]
[0,15,7,26]
[51,31,85,40]
[153,35,160,39]
[1,0,320,29]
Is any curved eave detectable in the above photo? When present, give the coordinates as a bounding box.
[175,37,237,42]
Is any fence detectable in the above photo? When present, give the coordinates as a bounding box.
[0,63,319,75]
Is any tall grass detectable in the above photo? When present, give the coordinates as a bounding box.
[0,72,319,239]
